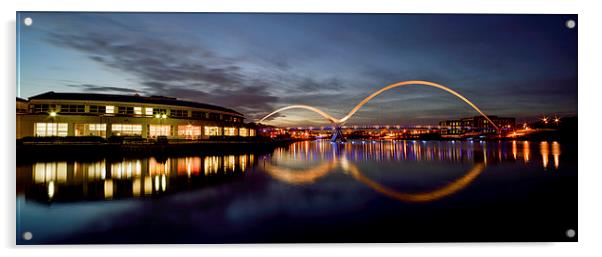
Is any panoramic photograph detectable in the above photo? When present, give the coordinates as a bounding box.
[15,12,577,244]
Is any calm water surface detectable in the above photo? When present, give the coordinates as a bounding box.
[16,140,577,243]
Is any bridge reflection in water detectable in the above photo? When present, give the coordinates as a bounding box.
[263,139,562,202]
[17,140,562,204]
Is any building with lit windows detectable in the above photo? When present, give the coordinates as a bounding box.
[439,115,515,135]
[16,92,256,139]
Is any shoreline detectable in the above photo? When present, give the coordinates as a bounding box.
[16,139,301,164]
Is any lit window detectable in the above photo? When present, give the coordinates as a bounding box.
[177,125,202,139]
[145,107,153,116]
[134,107,142,115]
[74,123,107,137]
[223,127,237,136]
[106,105,115,114]
[249,129,256,136]
[239,127,249,137]
[149,125,171,137]
[111,124,142,136]
[34,122,68,137]
[204,126,221,136]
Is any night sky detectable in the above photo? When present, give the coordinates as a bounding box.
[17,13,577,126]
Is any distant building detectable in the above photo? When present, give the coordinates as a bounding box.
[16,92,256,139]
[438,117,473,135]
[439,115,515,135]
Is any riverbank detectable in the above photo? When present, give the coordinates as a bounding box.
[16,138,301,163]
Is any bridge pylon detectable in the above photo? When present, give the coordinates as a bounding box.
[331,125,347,142]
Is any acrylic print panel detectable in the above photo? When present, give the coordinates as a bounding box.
[15,12,577,244]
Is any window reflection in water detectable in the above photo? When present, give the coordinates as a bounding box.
[23,154,255,202]
[512,140,517,160]
[540,141,550,170]
[204,156,220,175]
[523,141,530,163]
[552,141,561,169]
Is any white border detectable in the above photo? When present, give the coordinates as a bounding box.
[2,0,601,257]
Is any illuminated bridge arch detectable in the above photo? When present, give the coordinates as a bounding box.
[259,104,339,124]
[258,80,500,131]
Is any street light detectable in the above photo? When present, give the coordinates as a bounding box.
[49,111,57,117]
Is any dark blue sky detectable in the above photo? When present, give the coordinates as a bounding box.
[17,13,577,126]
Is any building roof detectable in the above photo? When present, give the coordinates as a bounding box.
[16,97,28,102]
[28,91,243,116]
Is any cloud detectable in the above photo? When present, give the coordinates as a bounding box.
[44,20,351,122]
[48,32,244,87]
[141,81,279,120]
[46,24,283,118]
[66,84,141,93]
[295,77,343,92]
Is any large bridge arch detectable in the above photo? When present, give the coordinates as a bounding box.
[258,80,500,132]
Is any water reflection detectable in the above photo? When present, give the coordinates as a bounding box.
[20,154,255,202]
[552,141,561,169]
[346,161,486,202]
[541,141,549,169]
[264,156,486,202]
[263,140,564,202]
[17,140,563,204]
[15,139,576,244]
[271,140,559,167]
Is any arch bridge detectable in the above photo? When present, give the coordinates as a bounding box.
[258,80,500,142]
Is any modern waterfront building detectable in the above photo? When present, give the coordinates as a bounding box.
[439,115,515,135]
[16,92,256,139]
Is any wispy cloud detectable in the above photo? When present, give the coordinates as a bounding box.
[66,83,141,93]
